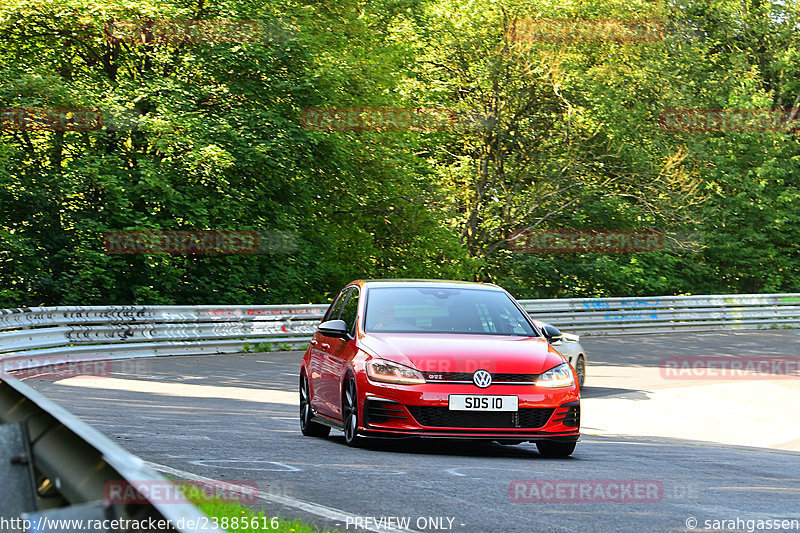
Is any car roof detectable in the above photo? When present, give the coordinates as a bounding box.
[355,279,505,291]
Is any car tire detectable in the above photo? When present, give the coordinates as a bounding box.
[342,378,360,447]
[536,440,576,458]
[575,355,586,389]
[300,374,330,438]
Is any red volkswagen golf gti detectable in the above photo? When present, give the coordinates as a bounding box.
[299,280,580,457]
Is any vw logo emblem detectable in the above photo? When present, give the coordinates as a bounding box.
[473,369,492,388]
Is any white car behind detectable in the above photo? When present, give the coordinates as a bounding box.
[533,320,587,389]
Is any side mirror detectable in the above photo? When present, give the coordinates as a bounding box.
[318,319,350,339]
[542,324,563,344]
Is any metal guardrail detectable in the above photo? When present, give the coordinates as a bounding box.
[0,377,223,532]
[1,294,798,374]
[521,293,800,335]
[0,305,327,373]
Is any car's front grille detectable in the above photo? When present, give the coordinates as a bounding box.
[365,398,408,425]
[518,408,557,428]
[422,372,538,383]
[494,373,540,382]
[407,406,554,428]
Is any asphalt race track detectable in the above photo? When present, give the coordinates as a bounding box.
[23,332,800,533]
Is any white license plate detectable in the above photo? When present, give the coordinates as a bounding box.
[448,395,518,412]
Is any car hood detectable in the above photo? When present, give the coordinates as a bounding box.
[359,333,565,375]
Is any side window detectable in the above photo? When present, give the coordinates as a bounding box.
[340,288,360,335]
[324,287,351,322]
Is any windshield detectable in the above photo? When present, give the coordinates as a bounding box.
[364,287,538,336]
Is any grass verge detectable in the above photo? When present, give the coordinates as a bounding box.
[183,485,339,533]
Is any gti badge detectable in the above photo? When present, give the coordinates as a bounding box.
[473,369,492,388]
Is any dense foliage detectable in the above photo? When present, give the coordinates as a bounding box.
[1,0,799,305]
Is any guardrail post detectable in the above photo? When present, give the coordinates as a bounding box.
[0,422,38,522]
[0,378,222,533]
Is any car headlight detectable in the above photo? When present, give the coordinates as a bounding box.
[366,359,425,385]
[536,363,575,388]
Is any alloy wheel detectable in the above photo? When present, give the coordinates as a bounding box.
[299,374,330,437]
[342,378,360,446]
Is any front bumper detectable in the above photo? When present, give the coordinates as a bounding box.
[357,375,580,441]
